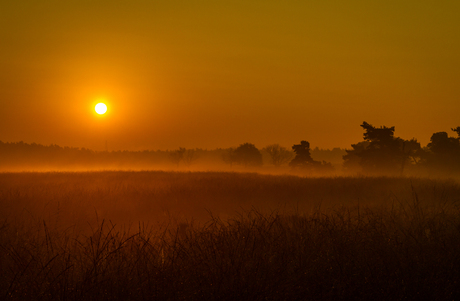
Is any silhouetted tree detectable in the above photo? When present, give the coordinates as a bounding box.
[452,126,460,139]
[400,138,422,175]
[343,122,421,175]
[289,141,314,168]
[421,128,460,175]
[222,147,236,167]
[183,149,200,167]
[289,141,334,173]
[233,143,263,167]
[343,141,370,173]
[263,144,293,167]
[310,147,347,166]
[170,147,186,167]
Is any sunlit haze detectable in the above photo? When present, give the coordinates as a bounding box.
[2,2,460,298]
[1,0,459,151]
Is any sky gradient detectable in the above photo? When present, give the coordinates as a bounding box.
[1,0,459,151]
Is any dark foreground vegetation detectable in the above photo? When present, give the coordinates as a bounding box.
[1,171,460,300]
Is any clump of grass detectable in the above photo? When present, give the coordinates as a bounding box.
[2,190,460,300]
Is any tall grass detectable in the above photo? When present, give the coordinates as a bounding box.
[2,171,458,227]
[1,171,460,300]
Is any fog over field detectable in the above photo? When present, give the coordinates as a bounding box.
[2,121,460,179]
[2,120,460,300]
[1,171,460,300]
[1,170,459,227]
[2,0,460,299]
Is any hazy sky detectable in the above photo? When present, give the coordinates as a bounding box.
[1,0,459,151]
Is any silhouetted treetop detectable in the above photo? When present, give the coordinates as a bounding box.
[263,144,293,167]
[427,132,458,153]
[233,143,263,167]
[289,140,334,173]
[344,122,421,175]
[361,121,398,148]
[289,141,314,168]
[452,126,460,139]
[169,147,186,167]
[422,129,460,175]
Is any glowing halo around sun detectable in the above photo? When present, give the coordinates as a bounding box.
[95,103,107,115]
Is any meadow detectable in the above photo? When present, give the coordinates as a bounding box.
[1,171,460,300]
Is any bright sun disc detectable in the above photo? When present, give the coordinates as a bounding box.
[95,103,107,114]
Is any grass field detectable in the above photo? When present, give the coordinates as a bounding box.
[1,171,460,300]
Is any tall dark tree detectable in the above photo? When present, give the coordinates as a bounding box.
[289,141,314,168]
[343,141,369,173]
[426,132,460,156]
[233,143,263,167]
[400,138,422,174]
[421,128,460,175]
[289,141,334,173]
[343,122,421,175]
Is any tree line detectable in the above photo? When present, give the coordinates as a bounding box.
[343,122,460,176]
[1,122,459,175]
[219,121,460,176]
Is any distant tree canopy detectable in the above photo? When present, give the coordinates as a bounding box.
[0,141,170,170]
[169,147,186,167]
[0,141,215,171]
[3,124,460,175]
[221,147,236,167]
[421,128,460,175]
[289,141,314,168]
[343,122,421,175]
[183,149,200,167]
[289,141,333,173]
[310,147,347,166]
[232,143,263,167]
[263,144,293,167]
[169,148,201,167]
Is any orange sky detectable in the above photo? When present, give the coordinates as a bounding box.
[1,1,459,151]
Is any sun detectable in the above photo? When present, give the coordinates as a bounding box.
[95,103,107,115]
